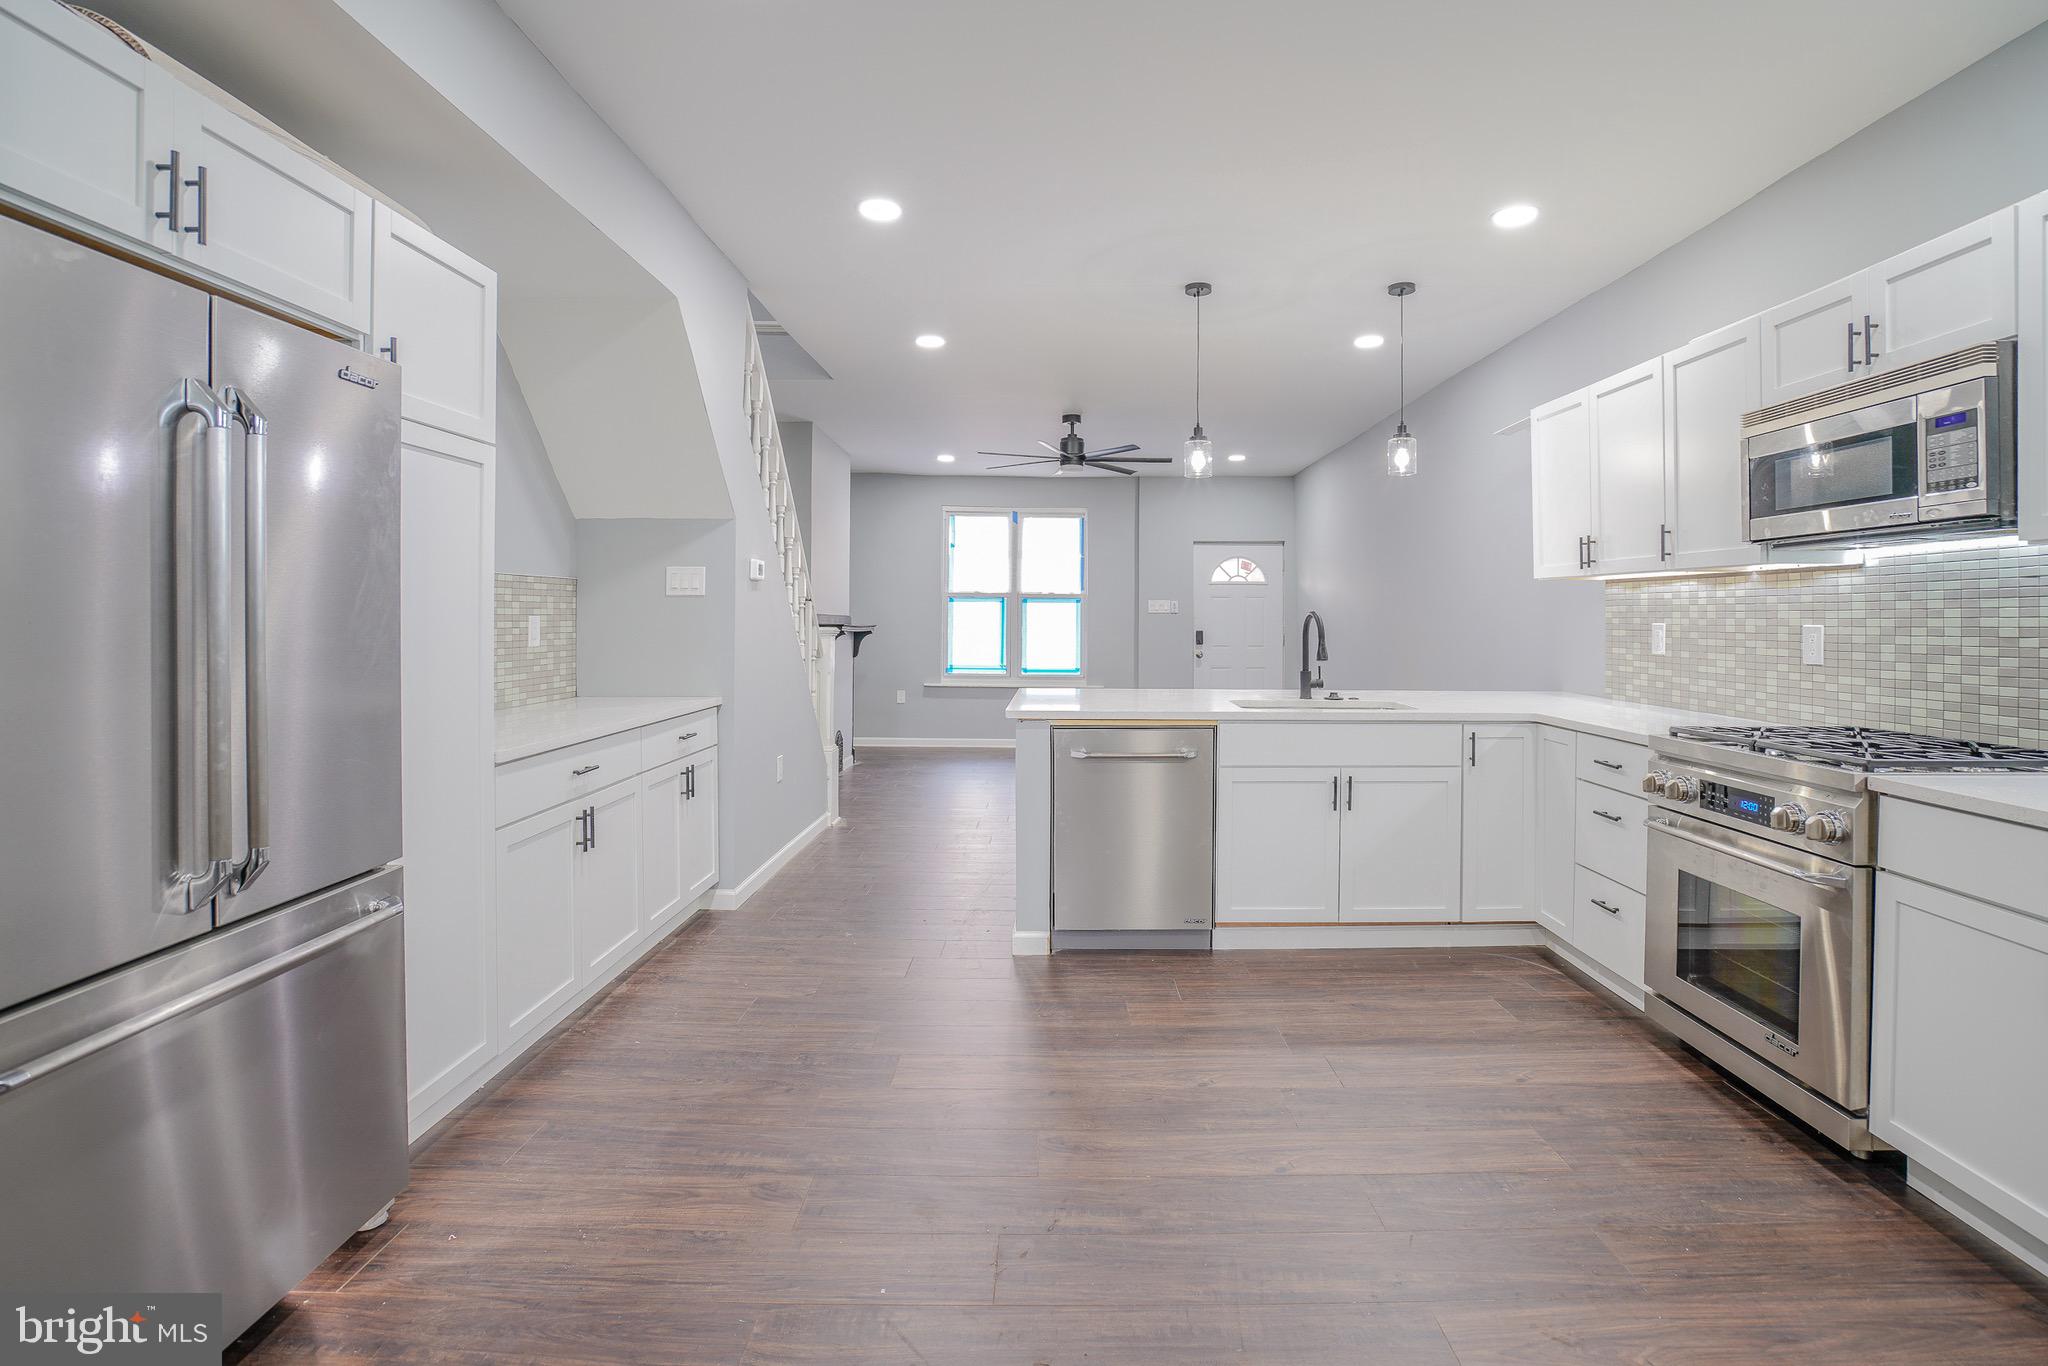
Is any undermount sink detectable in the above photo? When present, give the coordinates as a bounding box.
[1231,695,1414,711]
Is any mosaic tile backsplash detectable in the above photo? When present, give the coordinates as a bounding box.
[1606,541,2048,747]
[495,573,577,709]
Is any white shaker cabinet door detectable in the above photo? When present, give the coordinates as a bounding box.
[681,752,721,905]
[1871,872,2048,1259]
[641,760,689,932]
[370,203,498,443]
[1759,272,1862,407]
[1532,727,1577,939]
[1529,388,1593,579]
[1339,767,1462,924]
[575,779,643,982]
[2020,189,2048,545]
[1216,767,1340,924]
[1460,726,1535,923]
[1588,358,1667,575]
[496,803,580,1041]
[0,0,176,248]
[1663,317,1761,570]
[1863,207,2016,378]
[172,88,372,332]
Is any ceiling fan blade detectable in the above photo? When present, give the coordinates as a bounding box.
[1105,456,1174,463]
[1038,440,1063,455]
[1089,443,1141,457]
[1092,462,1138,475]
[976,450,1050,459]
[984,460,1047,470]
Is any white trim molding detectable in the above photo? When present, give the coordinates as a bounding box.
[710,810,831,910]
[1010,930,1051,956]
[855,736,1017,750]
[1212,923,1544,951]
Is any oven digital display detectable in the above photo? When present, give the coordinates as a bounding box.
[1700,781,1776,825]
[1932,411,1970,430]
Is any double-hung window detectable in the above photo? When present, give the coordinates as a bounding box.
[944,508,1085,680]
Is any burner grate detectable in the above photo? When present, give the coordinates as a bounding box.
[1668,724,2048,773]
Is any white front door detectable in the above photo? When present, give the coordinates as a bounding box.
[1192,542,1284,688]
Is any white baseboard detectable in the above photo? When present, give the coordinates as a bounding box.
[1907,1165,2048,1280]
[710,809,831,910]
[1212,922,1544,950]
[855,736,1016,750]
[1538,928,1649,1010]
[1010,930,1050,956]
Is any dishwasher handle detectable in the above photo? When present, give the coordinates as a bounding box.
[1069,747,1200,760]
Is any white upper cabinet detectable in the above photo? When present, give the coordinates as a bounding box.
[1529,388,1593,580]
[1862,208,2015,375]
[1588,358,1667,574]
[370,204,498,443]
[2019,189,2048,545]
[171,92,373,333]
[0,0,175,246]
[1662,317,1762,570]
[1761,208,2016,406]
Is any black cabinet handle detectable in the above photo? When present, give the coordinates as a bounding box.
[1863,315,1880,367]
[1346,775,1353,810]
[1589,897,1621,916]
[1593,809,1623,824]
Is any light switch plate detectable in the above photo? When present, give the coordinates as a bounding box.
[748,557,767,582]
[1650,622,1667,656]
[1146,599,1179,614]
[665,565,706,597]
[1801,623,1826,665]
[527,614,541,648]
[895,690,906,704]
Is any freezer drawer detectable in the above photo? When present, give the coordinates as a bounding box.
[1053,727,1215,933]
[0,867,408,1344]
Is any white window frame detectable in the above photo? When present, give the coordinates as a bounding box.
[940,505,1087,683]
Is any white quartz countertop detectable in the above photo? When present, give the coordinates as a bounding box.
[495,695,720,765]
[1005,688,1750,746]
[1869,772,2048,832]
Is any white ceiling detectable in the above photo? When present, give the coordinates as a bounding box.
[499,0,2047,476]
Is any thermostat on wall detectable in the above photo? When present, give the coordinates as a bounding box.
[748,557,767,582]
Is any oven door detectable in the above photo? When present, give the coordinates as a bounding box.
[1646,811,1870,1111]
[1746,395,1919,542]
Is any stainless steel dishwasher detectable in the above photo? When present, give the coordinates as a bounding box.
[1051,726,1215,948]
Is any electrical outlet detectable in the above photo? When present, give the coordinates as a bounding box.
[1146,599,1179,614]
[775,754,784,782]
[1801,623,1826,666]
[1650,622,1667,656]
[526,614,541,648]
[895,690,906,705]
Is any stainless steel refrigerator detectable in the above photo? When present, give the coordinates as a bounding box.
[0,212,408,1342]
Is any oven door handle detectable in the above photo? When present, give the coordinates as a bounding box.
[1644,815,1853,889]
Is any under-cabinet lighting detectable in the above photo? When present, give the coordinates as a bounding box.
[1857,534,2022,562]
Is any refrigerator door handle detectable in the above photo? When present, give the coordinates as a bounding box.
[223,388,271,893]
[161,380,236,913]
[0,900,403,1096]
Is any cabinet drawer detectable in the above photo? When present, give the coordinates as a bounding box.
[1219,722,1460,768]
[494,731,642,827]
[1573,865,1646,987]
[1574,783,1647,892]
[639,709,717,770]
[1879,798,2048,920]
[1576,735,1648,796]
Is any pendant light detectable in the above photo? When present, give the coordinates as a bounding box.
[1386,281,1417,477]
[1182,281,1214,479]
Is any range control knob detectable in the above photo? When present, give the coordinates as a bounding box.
[1769,802,1808,833]
[1642,770,1671,796]
[1804,810,1851,844]
[1661,775,1699,803]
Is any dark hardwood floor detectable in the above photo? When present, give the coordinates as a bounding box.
[234,749,2048,1363]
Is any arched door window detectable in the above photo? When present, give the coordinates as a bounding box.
[1209,556,1266,584]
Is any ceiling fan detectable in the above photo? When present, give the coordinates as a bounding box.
[979,413,1172,475]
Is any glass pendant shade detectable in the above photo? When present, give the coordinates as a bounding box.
[1386,423,1417,477]
[1183,425,1214,479]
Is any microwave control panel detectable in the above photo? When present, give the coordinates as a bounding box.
[1700,781,1774,826]
[1923,407,1982,493]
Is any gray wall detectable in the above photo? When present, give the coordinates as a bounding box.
[1295,21,2048,695]
[805,427,856,754]
[494,345,576,577]
[575,518,733,698]
[851,474,1296,740]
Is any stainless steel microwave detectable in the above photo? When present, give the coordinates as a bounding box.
[1743,339,2015,546]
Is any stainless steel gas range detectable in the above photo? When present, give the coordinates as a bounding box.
[1641,724,2048,1155]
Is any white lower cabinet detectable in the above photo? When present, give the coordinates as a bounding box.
[1533,727,1577,938]
[1461,725,1535,922]
[642,752,720,932]
[1872,870,2048,1260]
[495,802,581,1039]
[680,753,720,905]
[575,780,643,980]
[1340,767,1462,923]
[1216,767,1341,924]
[1571,864,1646,986]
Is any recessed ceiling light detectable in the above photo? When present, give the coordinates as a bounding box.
[1352,333,1385,350]
[1227,452,1247,462]
[914,334,946,349]
[935,453,955,463]
[1491,202,1539,229]
[857,197,902,223]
